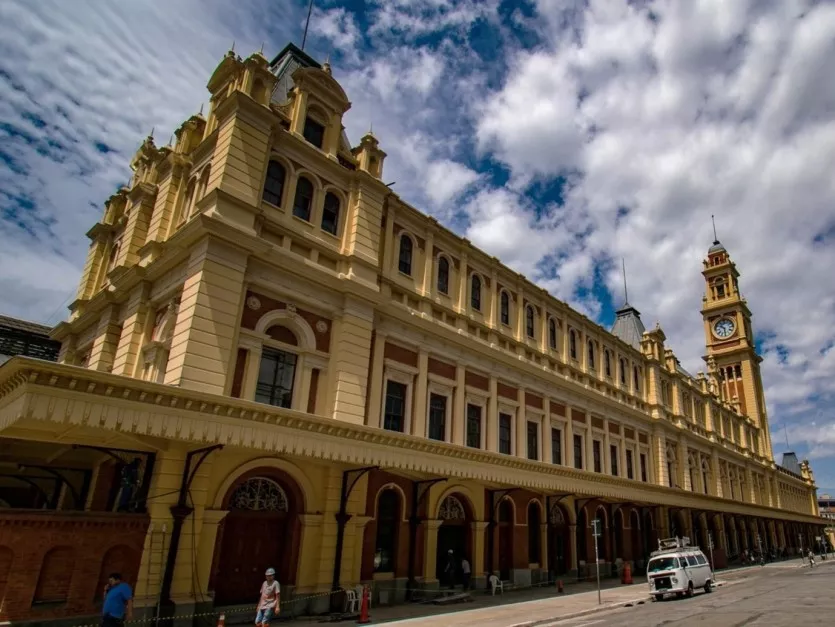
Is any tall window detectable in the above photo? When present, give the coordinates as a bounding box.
[500,292,510,325]
[593,440,602,473]
[626,449,634,479]
[528,502,542,564]
[633,366,641,393]
[303,115,325,148]
[569,330,577,359]
[471,275,482,311]
[526,305,535,338]
[527,421,539,460]
[255,348,297,408]
[667,460,674,487]
[293,177,314,221]
[604,350,611,377]
[321,192,340,235]
[398,235,413,275]
[640,453,648,482]
[437,257,449,294]
[374,490,399,573]
[383,381,406,432]
[573,435,583,469]
[548,318,557,349]
[428,393,446,441]
[702,464,710,494]
[262,160,286,206]
[619,358,627,385]
[499,413,512,454]
[588,340,595,369]
[689,464,697,492]
[466,404,482,448]
[610,444,619,476]
[551,428,562,465]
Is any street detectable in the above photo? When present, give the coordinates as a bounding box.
[540,564,835,627]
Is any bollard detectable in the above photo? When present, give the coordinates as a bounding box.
[217,612,226,627]
[357,585,371,624]
[557,579,564,593]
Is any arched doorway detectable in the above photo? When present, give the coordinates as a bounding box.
[576,508,588,566]
[373,488,402,575]
[548,502,569,578]
[642,509,655,558]
[214,475,300,605]
[497,498,514,581]
[436,495,471,585]
[613,509,625,564]
[630,510,643,572]
[527,501,543,567]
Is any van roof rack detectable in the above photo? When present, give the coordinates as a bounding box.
[650,536,697,557]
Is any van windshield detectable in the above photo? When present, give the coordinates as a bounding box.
[648,557,678,573]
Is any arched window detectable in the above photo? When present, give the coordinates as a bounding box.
[526,305,535,338]
[255,347,297,408]
[439,496,466,520]
[633,366,641,392]
[398,235,413,275]
[321,192,340,235]
[471,275,482,311]
[619,358,627,385]
[437,256,449,294]
[528,502,542,564]
[229,477,289,512]
[34,547,74,604]
[262,160,286,206]
[604,350,611,377]
[500,291,510,325]
[293,177,314,221]
[569,330,577,359]
[588,340,595,369]
[702,461,710,495]
[197,166,211,203]
[548,318,557,349]
[303,113,325,149]
[374,490,400,573]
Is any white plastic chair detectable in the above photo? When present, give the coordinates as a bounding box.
[488,574,503,595]
[344,589,358,613]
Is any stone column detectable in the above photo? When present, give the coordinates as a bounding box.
[539,522,549,571]
[413,350,429,437]
[569,524,578,572]
[423,520,443,586]
[487,376,499,453]
[457,252,469,314]
[295,514,326,595]
[367,330,387,428]
[193,509,229,600]
[471,521,489,587]
[422,230,435,297]
[453,365,466,445]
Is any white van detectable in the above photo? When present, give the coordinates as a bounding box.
[647,537,714,601]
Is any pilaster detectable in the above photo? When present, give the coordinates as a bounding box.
[111,282,152,377]
[453,365,466,445]
[413,350,429,437]
[367,331,386,428]
[87,305,122,372]
[487,376,498,453]
[330,297,375,425]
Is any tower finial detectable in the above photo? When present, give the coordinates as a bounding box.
[711,214,718,243]
[301,0,315,51]
[198,103,204,116]
[621,257,629,305]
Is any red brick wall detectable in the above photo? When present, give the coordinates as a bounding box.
[0,511,149,621]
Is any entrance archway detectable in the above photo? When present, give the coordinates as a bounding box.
[497,498,515,581]
[548,502,570,578]
[213,474,301,605]
[435,495,471,585]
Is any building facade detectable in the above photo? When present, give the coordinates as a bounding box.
[0,315,60,367]
[0,44,825,623]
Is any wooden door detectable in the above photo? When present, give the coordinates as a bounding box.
[214,514,285,605]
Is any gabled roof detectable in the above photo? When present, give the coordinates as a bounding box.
[781,452,802,476]
[269,43,321,106]
[610,303,646,351]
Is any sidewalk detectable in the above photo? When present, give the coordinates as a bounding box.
[280,578,649,627]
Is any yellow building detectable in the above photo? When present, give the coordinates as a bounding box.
[0,43,825,623]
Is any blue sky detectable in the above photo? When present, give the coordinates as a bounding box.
[1,0,834,490]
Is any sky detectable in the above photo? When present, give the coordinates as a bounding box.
[1,0,834,489]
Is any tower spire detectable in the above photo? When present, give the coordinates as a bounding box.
[711,214,718,244]
[621,258,629,305]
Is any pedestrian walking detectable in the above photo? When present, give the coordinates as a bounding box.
[444,549,456,589]
[255,568,281,626]
[460,557,471,590]
[101,573,133,627]
[808,549,816,568]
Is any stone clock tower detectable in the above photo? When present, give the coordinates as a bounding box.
[701,237,774,461]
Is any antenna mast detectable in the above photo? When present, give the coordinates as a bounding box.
[784,424,790,451]
[711,214,718,242]
[301,0,315,51]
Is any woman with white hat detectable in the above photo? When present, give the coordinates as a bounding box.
[255,567,280,626]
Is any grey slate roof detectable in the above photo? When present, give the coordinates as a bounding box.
[781,452,802,476]
[610,303,646,350]
[708,239,726,253]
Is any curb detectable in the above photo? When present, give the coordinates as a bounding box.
[508,596,650,627]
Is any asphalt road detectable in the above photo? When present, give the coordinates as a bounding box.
[541,564,835,626]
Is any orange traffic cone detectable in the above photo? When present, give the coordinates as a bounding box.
[623,563,633,585]
[357,585,371,624]
[217,612,226,627]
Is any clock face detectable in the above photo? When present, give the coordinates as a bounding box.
[713,318,735,338]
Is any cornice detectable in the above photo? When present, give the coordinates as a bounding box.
[0,358,823,526]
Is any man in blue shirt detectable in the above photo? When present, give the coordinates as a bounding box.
[102,572,133,626]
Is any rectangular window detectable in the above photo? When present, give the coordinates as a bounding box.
[255,348,297,408]
[383,381,407,432]
[527,421,539,461]
[551,428,562,465]
[466,403,482,449]
[626,449,634,480]
[428,393,446,441]
[640,453,648,482]
[303,116,325,148]
[610,444,619,476]
[573,435,583,470]
[499,413,512,455]
[593,440,602,473]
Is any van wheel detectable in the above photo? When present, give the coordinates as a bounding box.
[704,580,712,593]
[686,581,694,597]
[655,594,664,602]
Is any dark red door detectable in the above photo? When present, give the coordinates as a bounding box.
[214,514,285,605]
